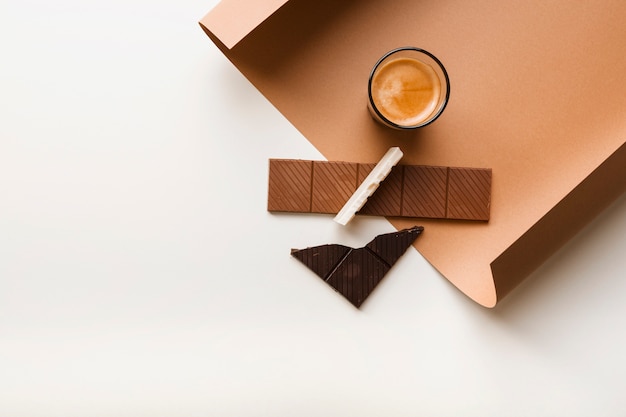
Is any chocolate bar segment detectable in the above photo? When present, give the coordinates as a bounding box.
[358,164,404,216]
[334,147,403,225]
[267,159,312,212]
[446,167,492,221]
[268,159,492,221]
[401,165,448,218]
[311,161,358,213]
[291,226,424,307]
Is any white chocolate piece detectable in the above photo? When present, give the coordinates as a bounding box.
[333,147,404,225]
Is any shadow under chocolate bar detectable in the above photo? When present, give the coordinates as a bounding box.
[267,159,491,221]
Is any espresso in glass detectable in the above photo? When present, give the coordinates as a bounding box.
[368,47,450,129]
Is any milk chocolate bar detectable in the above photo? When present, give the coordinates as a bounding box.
[268,159,491,221]
[291,226,424,307]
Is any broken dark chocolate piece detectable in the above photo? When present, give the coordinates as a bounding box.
[268,159,491,221]
[291,226,424,307]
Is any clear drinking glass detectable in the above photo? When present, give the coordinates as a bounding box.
[368,47,450,129]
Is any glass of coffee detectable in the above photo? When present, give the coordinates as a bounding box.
[368,47,450,129]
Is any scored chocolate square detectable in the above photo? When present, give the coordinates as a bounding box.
[310,161,358,213]
[402,165,448,218]
[447,167,492,221]
[267,159,313,212]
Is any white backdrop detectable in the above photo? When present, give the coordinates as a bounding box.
[1,0,626,415]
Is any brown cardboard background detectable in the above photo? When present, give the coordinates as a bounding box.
[200,0,626,307]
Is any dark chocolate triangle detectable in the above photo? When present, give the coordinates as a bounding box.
[291,226,423,308]
[365,226,424,266]
[290,244,351,280]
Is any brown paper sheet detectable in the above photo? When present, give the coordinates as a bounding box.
[199,0,289,48]
[200,0,626,307]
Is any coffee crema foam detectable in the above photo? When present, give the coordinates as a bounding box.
[371,57,441,126]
